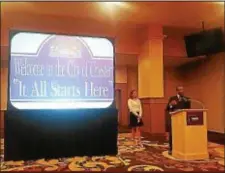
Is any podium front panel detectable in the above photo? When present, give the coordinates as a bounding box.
[171,110,209,160]
[186,111,203,126]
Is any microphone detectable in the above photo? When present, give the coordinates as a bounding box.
[181,96,189,102]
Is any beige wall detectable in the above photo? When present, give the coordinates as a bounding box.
[127,67,138,96]
[164,67,183,99]
[166,53,225,133]
[181,53,225,133]
[115,65,138,97]
[164,28,225,134]
[115,66,127,84]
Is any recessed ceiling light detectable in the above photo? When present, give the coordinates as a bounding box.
[98,1,130,18]
[100,2,125,11]
[104,2,122,5]
[215,1,224,5]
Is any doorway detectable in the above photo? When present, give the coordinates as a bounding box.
[115,89,122,125]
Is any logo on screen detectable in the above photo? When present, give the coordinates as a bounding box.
[49,37,82,58]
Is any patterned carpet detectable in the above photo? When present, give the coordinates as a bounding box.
[0,133,224,171]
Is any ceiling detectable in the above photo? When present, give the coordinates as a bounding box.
[1,2,224,29]
[1,2,224,68]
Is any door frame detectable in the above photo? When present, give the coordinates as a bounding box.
[115,83,128,126]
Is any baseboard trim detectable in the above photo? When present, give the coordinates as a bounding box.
[208,130,225,145]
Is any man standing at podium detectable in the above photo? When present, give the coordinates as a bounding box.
[165,86,191,155]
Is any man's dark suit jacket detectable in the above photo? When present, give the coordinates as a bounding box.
[165,96,191,132]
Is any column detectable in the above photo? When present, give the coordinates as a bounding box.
[138,25,166,134]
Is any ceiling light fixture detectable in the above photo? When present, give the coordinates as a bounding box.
[100,2,125,12]
[98,1,130,20]
[215,1,224,5]
[104,2,123,5]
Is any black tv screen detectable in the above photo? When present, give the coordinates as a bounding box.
[184,28,225,57]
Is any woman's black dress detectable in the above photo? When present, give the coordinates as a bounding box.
[129,112,144,127]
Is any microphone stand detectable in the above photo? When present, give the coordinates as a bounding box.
[182,97,205,109]
[189,98,205,109]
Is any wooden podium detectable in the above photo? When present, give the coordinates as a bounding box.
[170,109,209,160]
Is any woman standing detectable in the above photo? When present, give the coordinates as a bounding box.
[128,90,144,145]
